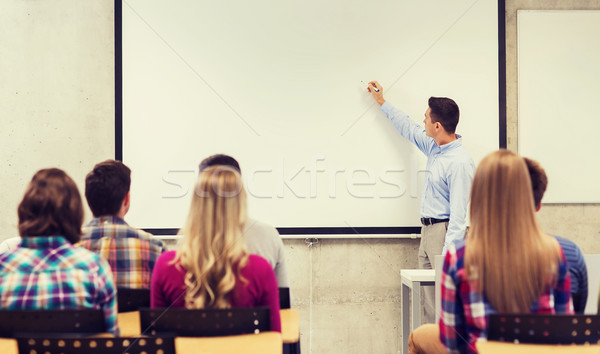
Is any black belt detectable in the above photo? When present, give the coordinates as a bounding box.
[420,217,449,226]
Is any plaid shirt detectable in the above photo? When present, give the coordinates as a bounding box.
[80,216,166,289]
[440,239,572,353]
[0,236,118,334]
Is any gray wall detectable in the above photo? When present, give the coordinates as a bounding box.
[1,1,115,234]
[1,1,599,353]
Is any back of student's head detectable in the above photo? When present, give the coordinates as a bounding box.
[466,149,561,313]
[428,97,459,133]
[199,154,241,174]
[85,160,131,217]
[177,165,248,309]
[18,168,84,244]
[523,157,548,208]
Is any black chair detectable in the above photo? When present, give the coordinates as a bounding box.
[279,287,291,309]
[117,287,151,312]
[487,314,600,344]
[139,307,271,337]
[0,309,106,337]
[16,336,175,354]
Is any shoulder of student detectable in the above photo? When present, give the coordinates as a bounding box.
[245,218,281,239]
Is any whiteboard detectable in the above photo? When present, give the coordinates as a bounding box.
[119,0,500,232]
[518,10,600,203]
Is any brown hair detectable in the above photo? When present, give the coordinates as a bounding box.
[465,150,561,313]
[85,160,131,217]
[18,168,84,244]
[428,96,459,133]
[199,154,241,174]
[523,157,548,208]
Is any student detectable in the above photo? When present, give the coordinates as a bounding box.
[198,154,289,288]
[80,160,166,289]
[151,165,281,331]
[409,150,572,354]
[0,168,118,334]
[524,157,588,313]
[367,81,475,323]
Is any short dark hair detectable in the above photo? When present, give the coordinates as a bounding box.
[523,157,548,208]
[428,97,459,133]
[85,160,131,217]
[18,168,84,244]
[199,154,241,174]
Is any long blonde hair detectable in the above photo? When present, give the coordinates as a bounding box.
[174,165,249,309]
[465,150,561,313]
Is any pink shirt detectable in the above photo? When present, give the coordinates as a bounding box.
[151,251,281,332]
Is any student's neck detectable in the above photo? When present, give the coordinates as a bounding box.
[435,133,457,146]
[95,213,125,219]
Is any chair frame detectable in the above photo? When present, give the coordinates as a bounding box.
[139,307,271,337]
[487,313,600,345]
[16,336,176,354]
[117,287,150,313]
[0,309,106,337]
[279,287,291,309]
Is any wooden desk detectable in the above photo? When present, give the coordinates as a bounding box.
[119,310,142,337]
[477,341,600,354]
[280,309,300,344]
[0,339,17,354]
[176,332,282,354]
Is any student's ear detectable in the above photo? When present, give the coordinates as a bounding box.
[123,191,131,207]
[122,191,131,212]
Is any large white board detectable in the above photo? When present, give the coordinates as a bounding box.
[121,0,499,231]
[518,10,600,203]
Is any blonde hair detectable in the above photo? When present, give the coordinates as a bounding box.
[174,165,248,309]
[465,150,561,313]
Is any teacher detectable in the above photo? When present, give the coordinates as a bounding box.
[367,81,475,323]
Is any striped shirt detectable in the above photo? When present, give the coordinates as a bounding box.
[81,216,166,289]
[0,236,118,334]
[555,236,588,313]
[440,239,573,354]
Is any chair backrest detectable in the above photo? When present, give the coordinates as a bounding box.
[488,314,600,344]
[279,287,291,309]
[117,287,151,313]
[139,307,271,337]
[0,309,106,337]
[16,336,175,354]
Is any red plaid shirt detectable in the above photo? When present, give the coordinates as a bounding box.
[440,239,573,353]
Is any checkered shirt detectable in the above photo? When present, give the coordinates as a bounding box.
[80,216,166,289]
[0,236,118,334]
[440,239,573,353]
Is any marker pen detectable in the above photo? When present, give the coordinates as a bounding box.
[362,80,380,92]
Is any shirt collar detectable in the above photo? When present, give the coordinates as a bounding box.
[437,134,463,152]
[86,215,128,227]
[19,236,71,249]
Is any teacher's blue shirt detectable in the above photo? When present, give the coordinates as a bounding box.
[381,102,475,250]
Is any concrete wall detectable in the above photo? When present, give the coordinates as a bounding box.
[1,1,599,353]
[505,0,600,262]
[0,1,115,235]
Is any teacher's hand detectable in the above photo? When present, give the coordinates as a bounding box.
[367,81,386,106]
